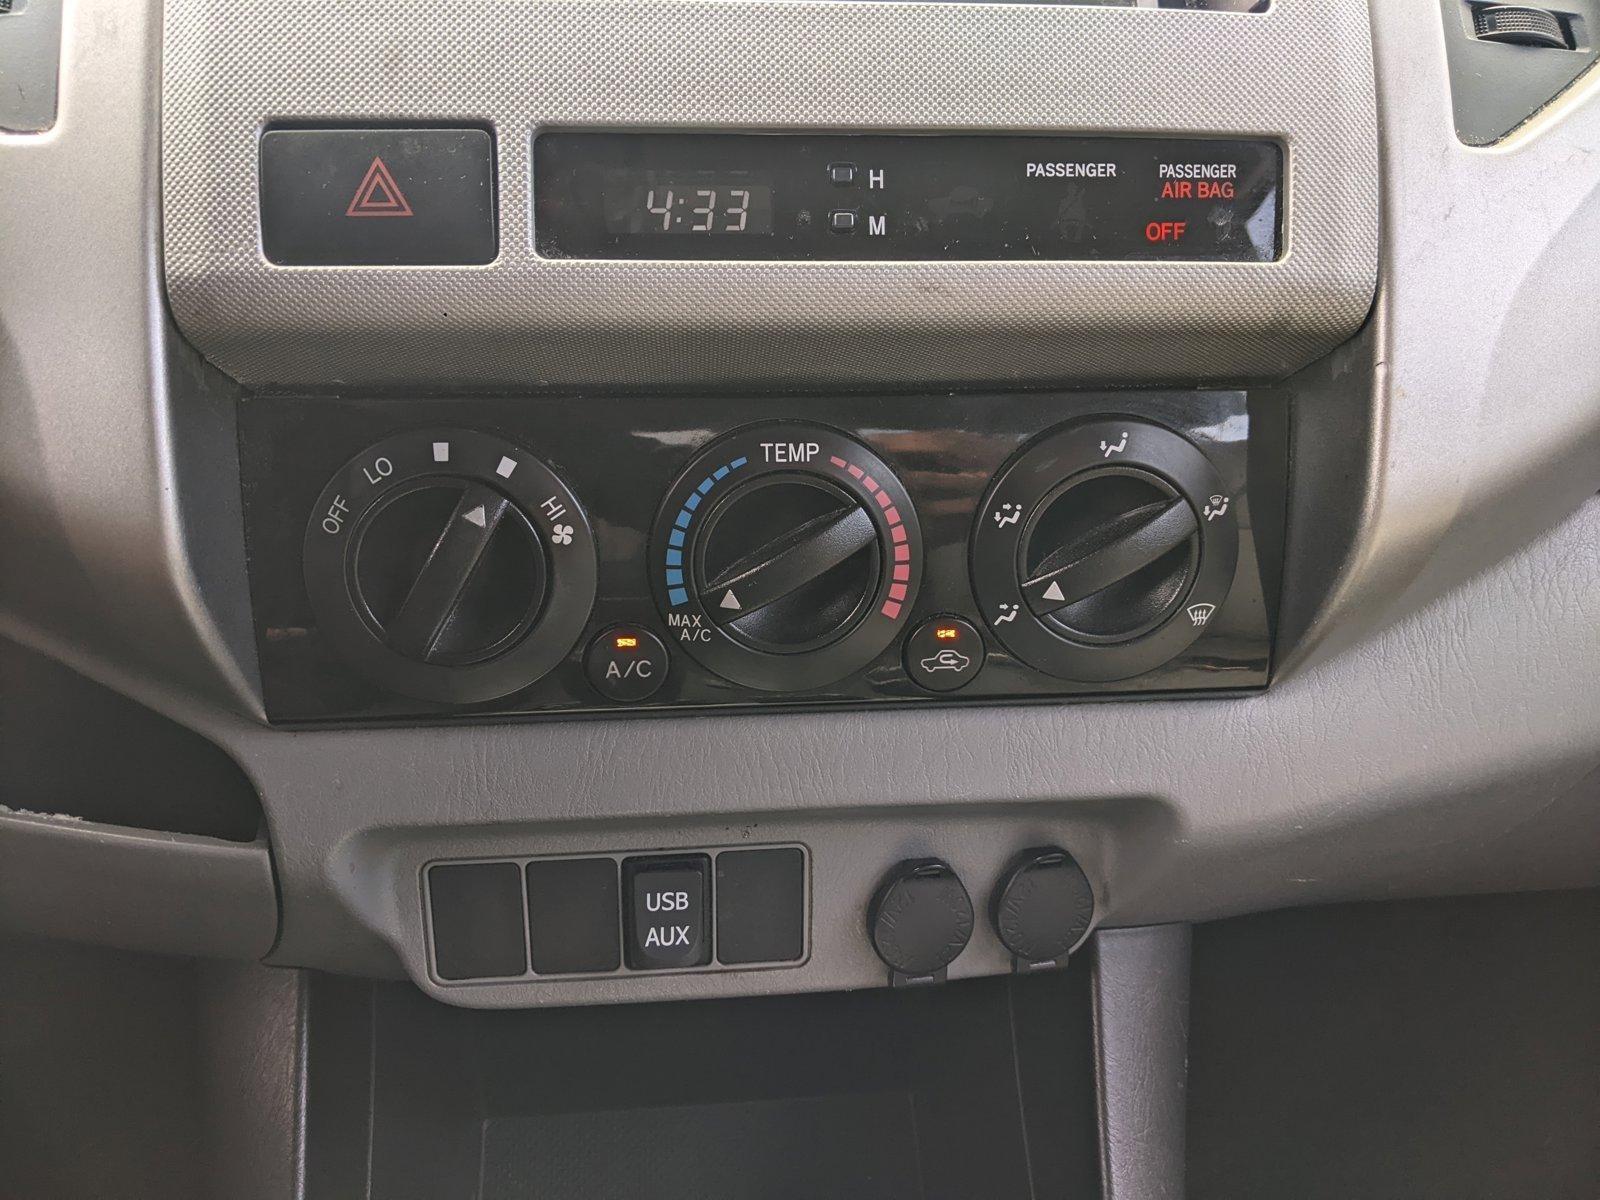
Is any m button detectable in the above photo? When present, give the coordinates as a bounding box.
[259,127,497,265]
[624,855,711,970]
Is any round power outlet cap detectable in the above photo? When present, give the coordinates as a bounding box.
[991,847,1095,967]
[868,858,974,979]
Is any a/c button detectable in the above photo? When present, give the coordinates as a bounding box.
[584,625,669,703]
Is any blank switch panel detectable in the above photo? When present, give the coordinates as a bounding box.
[425,844,808,986]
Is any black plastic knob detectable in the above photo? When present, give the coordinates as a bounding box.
[868,859,974,983]
[303,429,597,705]
[651,423,922,692]
[698,475,880,653]
[971,418,1238,683]
[1021,467,1199,644]
[353,480,547,664]
[991,847,1096,970]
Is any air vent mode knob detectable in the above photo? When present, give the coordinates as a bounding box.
[303,429,597,704]
[651,423,922,691]
[1021,468,1198,644]
[972,418,1239,681]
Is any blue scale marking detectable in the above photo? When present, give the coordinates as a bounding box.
[665,457,747,606]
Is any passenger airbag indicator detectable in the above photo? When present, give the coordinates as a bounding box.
[535,132,1280,262]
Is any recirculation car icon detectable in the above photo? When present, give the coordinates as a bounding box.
[919,647,972,674]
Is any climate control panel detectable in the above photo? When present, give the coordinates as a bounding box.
[239,391,1278,723]
[650,423,922,691]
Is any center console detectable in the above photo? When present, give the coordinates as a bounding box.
[166,0,1377,1014]
[16,0,1600,1196]
[142,0,1376,1012]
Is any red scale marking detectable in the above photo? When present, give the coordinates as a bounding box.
[832,455,913,619]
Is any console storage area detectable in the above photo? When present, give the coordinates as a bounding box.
[302,969,1100,1200]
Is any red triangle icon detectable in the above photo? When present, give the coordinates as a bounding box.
[345,156,414,218]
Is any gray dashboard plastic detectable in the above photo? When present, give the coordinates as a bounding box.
[4,2,1596,1191]
[0,0,63,134]
[1,0,1599,1012]
[0,813,277,961]
[160,0,1379,390]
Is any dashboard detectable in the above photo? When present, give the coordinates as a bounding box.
[3,1,1600,1193]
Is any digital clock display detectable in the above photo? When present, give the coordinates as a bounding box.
[534,132,1281,262]
[600,171,774,236]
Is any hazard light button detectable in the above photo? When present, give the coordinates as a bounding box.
[259,128,496,266]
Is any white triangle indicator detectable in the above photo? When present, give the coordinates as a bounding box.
[1043,581,1065,602]
[720,590,741,610]
[464,505,487,528]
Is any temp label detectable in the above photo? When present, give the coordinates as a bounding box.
[760,441,820,463]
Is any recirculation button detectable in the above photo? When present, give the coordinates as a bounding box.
[905,615,984,692]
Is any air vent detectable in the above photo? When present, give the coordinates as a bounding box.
[1472,4,1572,48]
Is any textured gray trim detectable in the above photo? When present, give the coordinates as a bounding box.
[374,810,1118,1006]
[161,0,1379,389]
[219,495,1600,998]
[0,0,63,133]
[0,0,261,717]
[1285,0,1600,673]
[4,0,1600,1021]
[0,813,279,960]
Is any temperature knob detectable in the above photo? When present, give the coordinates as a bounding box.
[303,429,597,704]
[971,418,1238,682]
[651,423,922,691]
